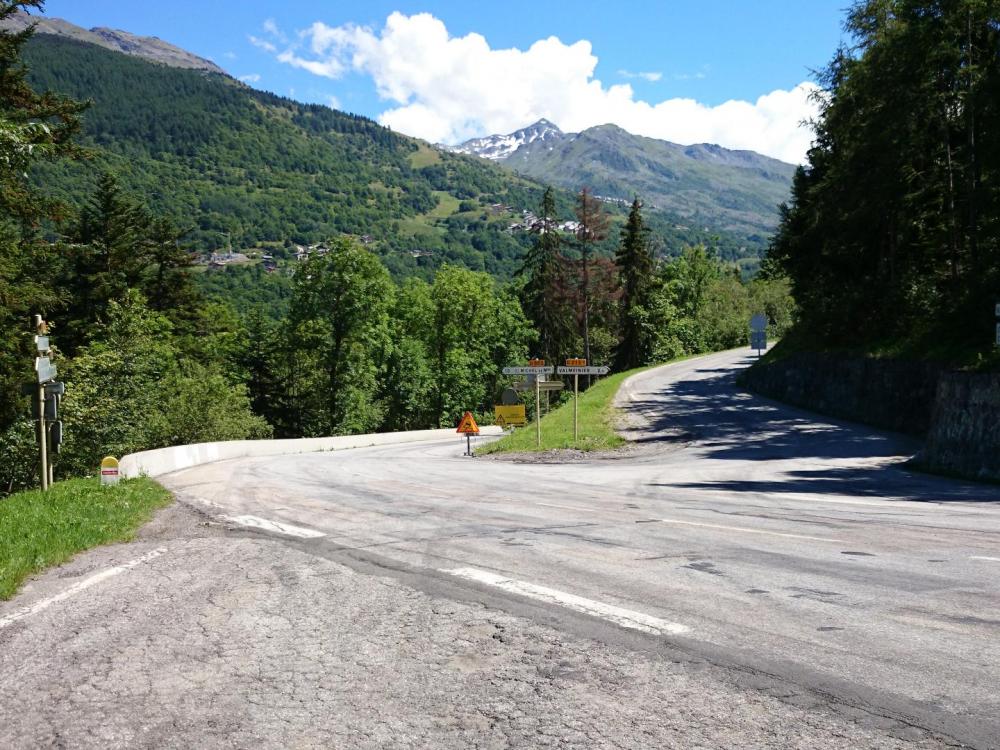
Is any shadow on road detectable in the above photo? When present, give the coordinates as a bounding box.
[651,466,1000,504]
[635,355,1000,504]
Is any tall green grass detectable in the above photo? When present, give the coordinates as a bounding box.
[0,477,172,600]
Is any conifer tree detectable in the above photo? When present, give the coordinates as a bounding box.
[615,197,654,369]
[574,188,609,366]
[0,0,85,432]
[63,173,150,351]
[517,187,573,363]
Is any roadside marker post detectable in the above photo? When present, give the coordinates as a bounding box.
[456,411,480,456]
[100,456,120,487]
[557,361,610,443]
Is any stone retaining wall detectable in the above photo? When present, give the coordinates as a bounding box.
[743,353,1000,481]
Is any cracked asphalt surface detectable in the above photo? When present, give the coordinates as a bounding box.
[2,349,999,748]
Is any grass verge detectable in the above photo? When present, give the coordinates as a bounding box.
[478,365,652,455]
[0,477,172,600]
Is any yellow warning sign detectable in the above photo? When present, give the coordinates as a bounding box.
[456,411,480,434]
[494,404,526,427]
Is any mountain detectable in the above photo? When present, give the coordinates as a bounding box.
[451,120,797,247]
[2,9,225,73]
[16,16,765,284]
[19,31,553,280]
[445,119,564,161]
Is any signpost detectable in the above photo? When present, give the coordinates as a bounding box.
[557,360,610,442]
[32,317,55,490]
[503,360,558,447]
[456,411,480,456]
[749,313,768,357]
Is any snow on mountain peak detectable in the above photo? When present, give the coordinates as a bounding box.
[444,119,565,161]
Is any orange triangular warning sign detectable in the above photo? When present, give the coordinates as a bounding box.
[456,411,480,434]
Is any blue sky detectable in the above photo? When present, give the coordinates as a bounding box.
[40,1,851,162]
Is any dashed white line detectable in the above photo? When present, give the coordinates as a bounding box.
[970,556,1000,563]
[0,547,167,631]
[222,515,326,538]
[658,518,844,543]
[442,566,690,636]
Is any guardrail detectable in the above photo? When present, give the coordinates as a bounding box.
[119,426,503,479]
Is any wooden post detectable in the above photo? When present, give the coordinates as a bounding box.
[535,376,541,448]
[37,380,48,491]
[574,374,579,443]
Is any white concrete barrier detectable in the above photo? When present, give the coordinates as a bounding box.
[119,426,503,479]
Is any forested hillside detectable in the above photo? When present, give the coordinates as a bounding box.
[20,32,757,280]
[21,33,546,278]
[768,0,1000,366]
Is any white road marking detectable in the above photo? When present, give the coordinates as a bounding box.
[970,556,1000,562]
[0,547,167,631]
[442,566,689,636]
[222,514,326,538]
[658,518,844,543]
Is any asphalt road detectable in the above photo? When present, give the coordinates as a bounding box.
[2,348,999,748]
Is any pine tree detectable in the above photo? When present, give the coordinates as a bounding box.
[770,0,1000,349]
[517,187,574,363]
[63,173,150,351]
[143,216,200,332]
[0,0,85,433]
[615,197,654,369]
[574,188,609,366]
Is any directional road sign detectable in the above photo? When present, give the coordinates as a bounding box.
[502,366,554,375]
[557,366,610,375]
[513,380,564,392]
[35,356,56,383]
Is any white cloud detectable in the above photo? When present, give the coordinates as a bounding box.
[248,35,276,54]
[267,12,819,163]
[277,48,345,78]
[223,51,237,60]
[262,18,287,43]
[326,94,341,109]
[618,70,663,83]
[239,73,261,83]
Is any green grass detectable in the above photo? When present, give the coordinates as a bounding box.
[407,143,442,168]
[427,191,461,219]
[0,477,173,600]
[479,366,653,454]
